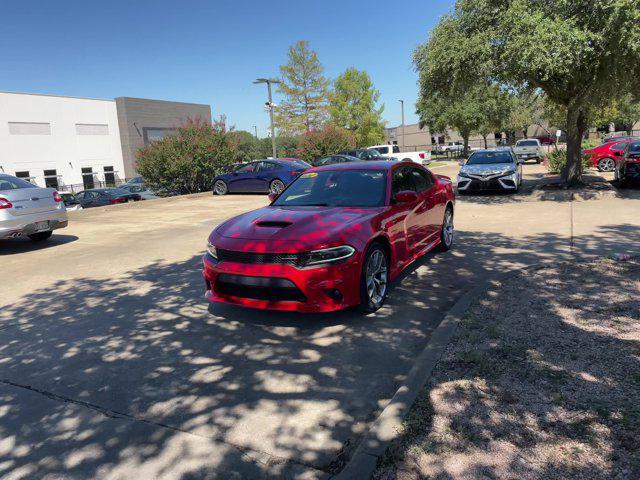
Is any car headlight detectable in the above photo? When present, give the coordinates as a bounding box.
[306,245,355,267]
[502,170,516,176]
[207,242,218,259]
[458,171,470,178]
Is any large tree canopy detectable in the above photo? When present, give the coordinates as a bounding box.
[415,0,640,183]
[329,68,386,147]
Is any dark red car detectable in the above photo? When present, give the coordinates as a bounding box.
[583,139,634,172]
[203,161,455,313]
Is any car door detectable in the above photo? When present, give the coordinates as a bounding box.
[391,166,423,257]
[407,166,439,244]
[256,161,278,191]
[227,162,259,192]
[78,191,96,208]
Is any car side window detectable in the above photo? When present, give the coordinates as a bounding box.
[392,167,416,194]
[76,192,85,200]
[409,168,434,192]
[258,161,277,172]
[393,145,400,154]
[237,163,256,173]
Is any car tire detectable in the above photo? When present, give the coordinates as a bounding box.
[436,206,454,252]
[213,180,228,195]
[270,179,285,195]
[359,243,389,314]
[597,157,616,172]
[28,231,52,242]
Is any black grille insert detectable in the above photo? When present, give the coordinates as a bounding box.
[217,249,308,267]
[216,274,306,302]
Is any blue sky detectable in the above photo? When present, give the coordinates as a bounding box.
[0,0,453,135]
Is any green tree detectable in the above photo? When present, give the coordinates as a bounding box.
[232,130,262,162]
[275,41,330,135]
[294,124,356,163]
[505,91,544,141]
[136,117,237,194]
[329,68,386,146]
[414,1,640,184]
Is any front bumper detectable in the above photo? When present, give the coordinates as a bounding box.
[0,209,68,240]
[622,162,640,183]
[457,173,518,192]
[202,252,362,313]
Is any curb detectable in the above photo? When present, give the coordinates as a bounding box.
[331,262,558,480]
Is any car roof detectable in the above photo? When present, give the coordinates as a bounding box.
[471,148,513,153]
[311,160,400,172]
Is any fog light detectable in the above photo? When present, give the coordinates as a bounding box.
[324,289,343,301]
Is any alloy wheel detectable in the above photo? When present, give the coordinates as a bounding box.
[443,209,454,247]
[270,179,285,194]
[366,250,388,307]
[599,158,615,172]
[214,180,227,195]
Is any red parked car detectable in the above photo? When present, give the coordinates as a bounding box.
[203,161,455,313]
[583,139,634,172]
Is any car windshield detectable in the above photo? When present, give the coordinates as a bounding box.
[61,194,75,201]
[466,151,514,165]
[0,176,37,190]
[272,169,387,207]
[517,140,538,147]
[628,142,640,155]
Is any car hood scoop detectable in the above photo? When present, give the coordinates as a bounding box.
[255,220,293,228]
[215,206,377,243]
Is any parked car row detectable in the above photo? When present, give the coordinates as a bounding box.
[584,136,639,172]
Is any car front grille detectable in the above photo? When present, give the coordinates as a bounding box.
[216,274,306,302]
[217,248,308,267]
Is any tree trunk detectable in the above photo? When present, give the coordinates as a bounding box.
[563,105,588,186]
[462,133,470,158]
[483,135,488,149]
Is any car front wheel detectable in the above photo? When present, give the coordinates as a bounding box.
[28,231,52,242]
[213,180,228,195]
[359,243,389,313]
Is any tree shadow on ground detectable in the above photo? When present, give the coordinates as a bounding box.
[378,259,640,480]
[0,224,639,479]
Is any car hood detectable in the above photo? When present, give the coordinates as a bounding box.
[213,205,378,247]
[460,163,515,176]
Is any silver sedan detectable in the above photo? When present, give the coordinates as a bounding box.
[0,174,68,242]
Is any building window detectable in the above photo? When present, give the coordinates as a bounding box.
[43,169,59,189]
[81,167,95,190]
[104,166,116,186]
[76,123,109,135]
[142,127,175,145]
[15,171,35,183]
[8,122,51,135]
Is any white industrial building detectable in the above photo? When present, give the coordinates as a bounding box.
[0,91,212,192]
[0,92,125,191]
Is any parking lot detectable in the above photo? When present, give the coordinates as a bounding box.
[2,162,640,479]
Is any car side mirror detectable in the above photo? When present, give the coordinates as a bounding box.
[268,192,278,202]
[394,190,418,204]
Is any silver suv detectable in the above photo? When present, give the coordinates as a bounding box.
[0,174,68,242]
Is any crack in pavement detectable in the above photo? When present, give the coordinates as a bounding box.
[0,378,329,475]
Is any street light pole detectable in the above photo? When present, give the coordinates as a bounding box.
[253,125,258,138]
[254,78,281,158]
[399,99,405,152]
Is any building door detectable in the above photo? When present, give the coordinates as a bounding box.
[104,166,115,186]
[82,167,95,190]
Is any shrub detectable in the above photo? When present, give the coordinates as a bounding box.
[581,138,600,149]
[295,124,356,163]
[136,117,238,194]
[547,149,591,174]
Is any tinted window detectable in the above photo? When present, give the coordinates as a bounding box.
[392,168,415,194]
[393,145,400,153]
[273,169,387,207]
[628,141,640,154]
[289,159,312,169]
[517,140,538,147]
[258,161,278,172]
[409,168,434,192]
[0,175,37,190]
[237,163,257,173]
[316,157,333,166]
[467,151,515,165]
[377,146,389,154]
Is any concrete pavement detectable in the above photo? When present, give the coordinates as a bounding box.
[1,164,639,479]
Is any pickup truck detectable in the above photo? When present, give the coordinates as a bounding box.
[368,144,432,165]
[513,138,544,163]
[433,141,464,155]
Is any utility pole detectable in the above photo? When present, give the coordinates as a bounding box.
[254,78,280,158]
[399,99,405,152]
[253,125,258,138]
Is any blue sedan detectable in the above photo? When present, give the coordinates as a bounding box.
[212,159,311,195]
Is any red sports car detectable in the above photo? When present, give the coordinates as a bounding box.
[583,140,633,172]
[203,161,455,313]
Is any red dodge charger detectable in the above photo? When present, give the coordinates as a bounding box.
[203,161,455,313]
